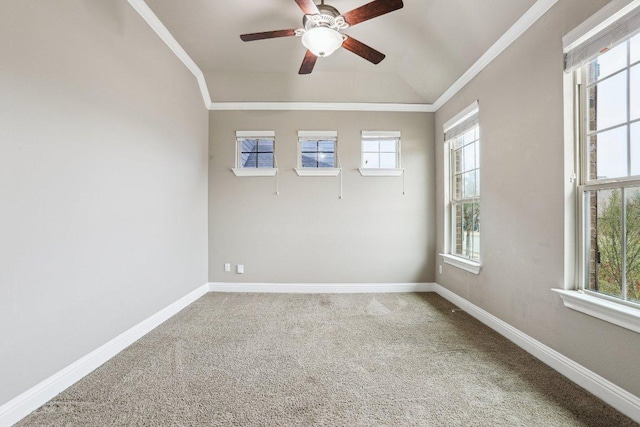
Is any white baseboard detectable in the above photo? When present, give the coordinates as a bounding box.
[0,283,210,427]
[208,282,435,294]
[432,283,640,423]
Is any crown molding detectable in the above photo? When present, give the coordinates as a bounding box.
[209,102,434,112]
[432,0,559,111]
[126,0,212,106]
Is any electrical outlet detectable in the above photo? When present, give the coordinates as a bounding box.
[224,263,231,272]
[236,264,244,274]
[439,264,443,274]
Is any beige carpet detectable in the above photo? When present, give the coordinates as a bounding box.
[18,293,638,426]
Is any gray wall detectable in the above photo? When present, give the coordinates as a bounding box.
[435,0,640,396]
[209,111,435,283]
[0,0,208,405]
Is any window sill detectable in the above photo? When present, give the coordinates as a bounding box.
[440,253,481,274]
[295,168,341,177]
[552,289,640,334]
[358,168,404,177]
[231,168,278,177]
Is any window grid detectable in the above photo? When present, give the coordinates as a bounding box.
[361,138,400,169]
[579,34,640,306]
[300,139,337,168]
[448,120,480,263]
[237,137,274,169]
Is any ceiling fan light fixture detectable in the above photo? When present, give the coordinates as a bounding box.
[301,27,344,57]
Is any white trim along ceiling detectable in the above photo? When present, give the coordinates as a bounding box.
[127,0,559,112]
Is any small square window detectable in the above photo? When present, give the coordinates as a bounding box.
[361,131,401,169]
[237,136,274,169]
[233,131,277,177]
[298,131,338,169]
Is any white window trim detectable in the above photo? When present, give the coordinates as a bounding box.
[558,0,640,333]
[295,131,340,177]
[358,168,404,177]
[553,289,640,334]
[443,101,481,272]
[440,253,481,275]
[233,131,278,177]
[232,168,278,177]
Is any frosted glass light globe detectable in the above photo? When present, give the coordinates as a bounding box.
[301,27,343,57]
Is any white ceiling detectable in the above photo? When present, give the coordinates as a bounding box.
[145,0,537,104]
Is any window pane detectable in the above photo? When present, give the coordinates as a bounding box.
[362,140,378,152]
[454,202,479,260]
[241,152,255,168]
[631,64,640,120]
[632,122,640,176]
[463,143,476,172]
[301,153,317,167]
[380,140,397,153]
[591,126,628,179]
[591,71,628,131]
[631,33,640,64]
[318,152,335,168]
[301,141,317,152]
[452,135,464,150]
[318,141,335,152]
[463,171,477,198]
[626,187,640,303]
[379,153,396,168]
[454,174,462,199]
[257,140,273,153]
[242,139,258,153]
[463,128,476,144]
[454,204,464,256]
[362,153,379,168]
[590,42,627,82]
[453,148,463,174]
[257,153,273,168]
[588,189,623,299]
[471,202,480,261]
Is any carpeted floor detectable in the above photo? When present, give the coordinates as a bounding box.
[18,293,638,426]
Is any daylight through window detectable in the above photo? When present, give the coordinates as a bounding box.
[236,131,275,169]
[298,131,338,168]
[361,131,401,169]
[576,32,640,305]
[445,104,480,263]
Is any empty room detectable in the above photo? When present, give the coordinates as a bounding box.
[1,0,640,425]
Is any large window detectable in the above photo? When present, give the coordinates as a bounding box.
[576,32,640,306]
[555,2,640,333]
[443,103,480,271]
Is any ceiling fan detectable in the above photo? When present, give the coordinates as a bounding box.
[239,0,404,74]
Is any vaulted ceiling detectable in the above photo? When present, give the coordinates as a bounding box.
[145,0,537,104]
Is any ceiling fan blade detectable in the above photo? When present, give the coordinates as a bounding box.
[295,0,320,15]
[342,0,403,27]
[240,29,297,42]
[299,50,318,74]
[342,36,385,64]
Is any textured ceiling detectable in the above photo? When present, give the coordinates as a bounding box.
[145,0,537,103]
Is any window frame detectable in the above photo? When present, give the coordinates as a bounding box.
[556,1,640,334]
[575,39,640,309]
[232,131,278,177]
[359,131,404,177]
[441,102,481,274]
[295,131,341,177]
